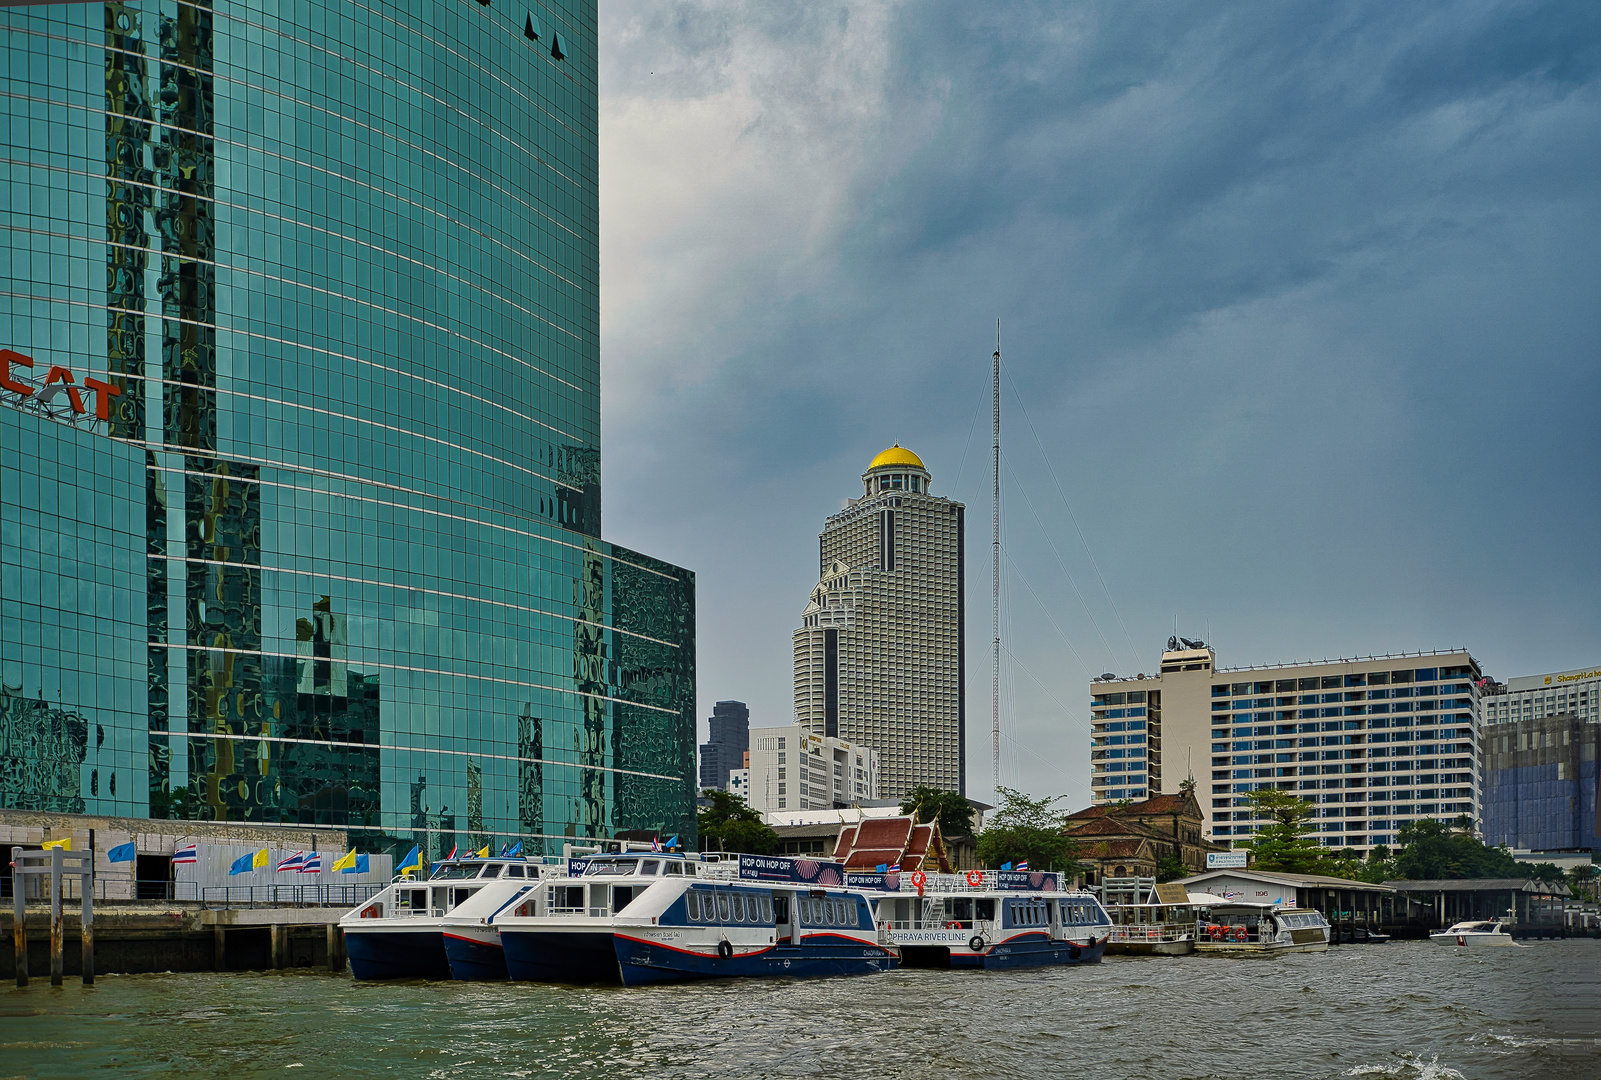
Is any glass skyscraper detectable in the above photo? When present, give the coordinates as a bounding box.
[1,0,697,856]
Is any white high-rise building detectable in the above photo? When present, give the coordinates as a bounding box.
[1482,663,1601,725]
[1090,643,1487,852]
[793,445,966,798]
[744,726,880,814]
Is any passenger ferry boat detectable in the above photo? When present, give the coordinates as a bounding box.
[1097,876,1197,957]
[339,855,552,980]
[491,852,898,986]
[853,869,1112,968]
[1192,901,1330,955]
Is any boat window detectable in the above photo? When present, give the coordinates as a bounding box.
[952,897,973,921]
[584,860,638,876]
[433,865,478,880]
[664,861,684,875]
[846,899,859,928]
[818,898,831,925]
[506,865,525,878]
[716,892,732,923]
[479,864,503,879]
[761,896,774,923]
[976,898,995,921]
[551,884,584,910]
[732,894,747,922]
[612,886,636,913]
[640,860,660,876]
[685,890,702,921]
[798,899,812,926]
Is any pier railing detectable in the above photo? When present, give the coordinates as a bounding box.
[199,883,385,909]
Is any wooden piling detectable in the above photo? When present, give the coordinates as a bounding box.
[81,883,94,986]
[214,927,226,972]
[11,846,25,988]
[49,847,63,987]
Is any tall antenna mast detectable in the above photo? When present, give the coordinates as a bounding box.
[992,321,1001,796]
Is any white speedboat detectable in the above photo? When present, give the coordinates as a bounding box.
[1430,920,1520,946]
[491,852,899,986]
[339,856,552,980]
[1193,902,1330,955]
[855,869,1112,968]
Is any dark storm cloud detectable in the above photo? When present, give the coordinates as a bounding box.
[598,1,1601,801]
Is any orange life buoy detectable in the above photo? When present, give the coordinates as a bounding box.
[966,870,984,886]
[360,906,379,919]
[946,920,961,929]
[910,871,927,888]
[1232,925,1248,943]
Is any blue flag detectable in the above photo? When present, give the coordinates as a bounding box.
[229,851,256,875]
[506,842,522,857]
[664,835,679,849]
[875,863,888,873]
[341,853,369,875]
[1001,862,1013,872]
[108,842,136,863]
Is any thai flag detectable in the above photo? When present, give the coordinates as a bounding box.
[276,851,305,872]
[446,845,458,860]
[1016,860,1030,871]
[173,843,198,865]
[298,852,322,874]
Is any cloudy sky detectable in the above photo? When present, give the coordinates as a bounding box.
[593,1,1601,807]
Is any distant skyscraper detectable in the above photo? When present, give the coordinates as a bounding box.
[793,446,966,798]
[699,701,751,793]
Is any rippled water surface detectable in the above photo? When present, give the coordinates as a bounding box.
[3,940,1598,1079]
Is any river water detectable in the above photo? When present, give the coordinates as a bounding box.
[4,939,1598,1079]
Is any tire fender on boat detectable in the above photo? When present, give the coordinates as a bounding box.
[968,935,986,953]
[717,938,733,960]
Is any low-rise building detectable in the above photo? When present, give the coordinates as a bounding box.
[1065,790,1224,883]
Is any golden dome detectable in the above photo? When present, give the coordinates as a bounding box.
[868,444,925,471]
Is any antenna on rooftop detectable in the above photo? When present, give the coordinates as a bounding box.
[992,320,1001,797]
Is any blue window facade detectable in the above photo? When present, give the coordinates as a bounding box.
[0,0,697,855]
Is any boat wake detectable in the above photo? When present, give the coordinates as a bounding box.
[1346,1053,1467,1079]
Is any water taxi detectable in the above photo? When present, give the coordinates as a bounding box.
[1192,901,1330,955]
[850,869,1112,968]
[339,855,551,980]
[1429,919,1520,946]
[1097,877,1197,957]
[490,852,898,986]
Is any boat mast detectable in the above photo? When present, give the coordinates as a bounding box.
[991,321,1001,797]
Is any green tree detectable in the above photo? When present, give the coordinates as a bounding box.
[975,787,1080,871]
[1567,864,1599,903]
[1154,853,1188,883]
[696,790,779,855]
[1240,788,1333,875]
[1525,861,1567,884]
[1355,843,1397,885]
[899,786,976,838]
[1392,817,1520,879]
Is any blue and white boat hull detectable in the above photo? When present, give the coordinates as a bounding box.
[442,930,509,981]
[344,927,451,981]
[501,929,622,984]
[611,931,898,986]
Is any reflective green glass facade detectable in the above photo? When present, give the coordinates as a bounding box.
[1,0,697,854]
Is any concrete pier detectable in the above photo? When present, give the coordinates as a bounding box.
[2,903,349,978]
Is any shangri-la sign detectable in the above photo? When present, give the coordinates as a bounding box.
[0,348,121,428]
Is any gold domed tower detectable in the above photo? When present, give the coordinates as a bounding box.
[791,444,967,802]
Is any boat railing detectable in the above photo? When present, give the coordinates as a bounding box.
[1108,922,1192,942]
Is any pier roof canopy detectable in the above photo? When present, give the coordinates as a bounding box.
[1381,878,1572,896]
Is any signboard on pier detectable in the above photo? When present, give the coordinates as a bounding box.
[1207,850,1249,869]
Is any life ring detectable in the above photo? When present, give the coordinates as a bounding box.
[966,870,984,887]
[968,935,986,953]
[1232,926,1248,943]
[360,906,379,919]
[946,921,962,930]
[716,939,733,960]
[910,871,927,888]
[1205,924,1220,941]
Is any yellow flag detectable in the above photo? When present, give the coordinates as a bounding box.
[331,849,357,872]
[41,838,71,850]
[474,845,490,858]
[252,847,270,869]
